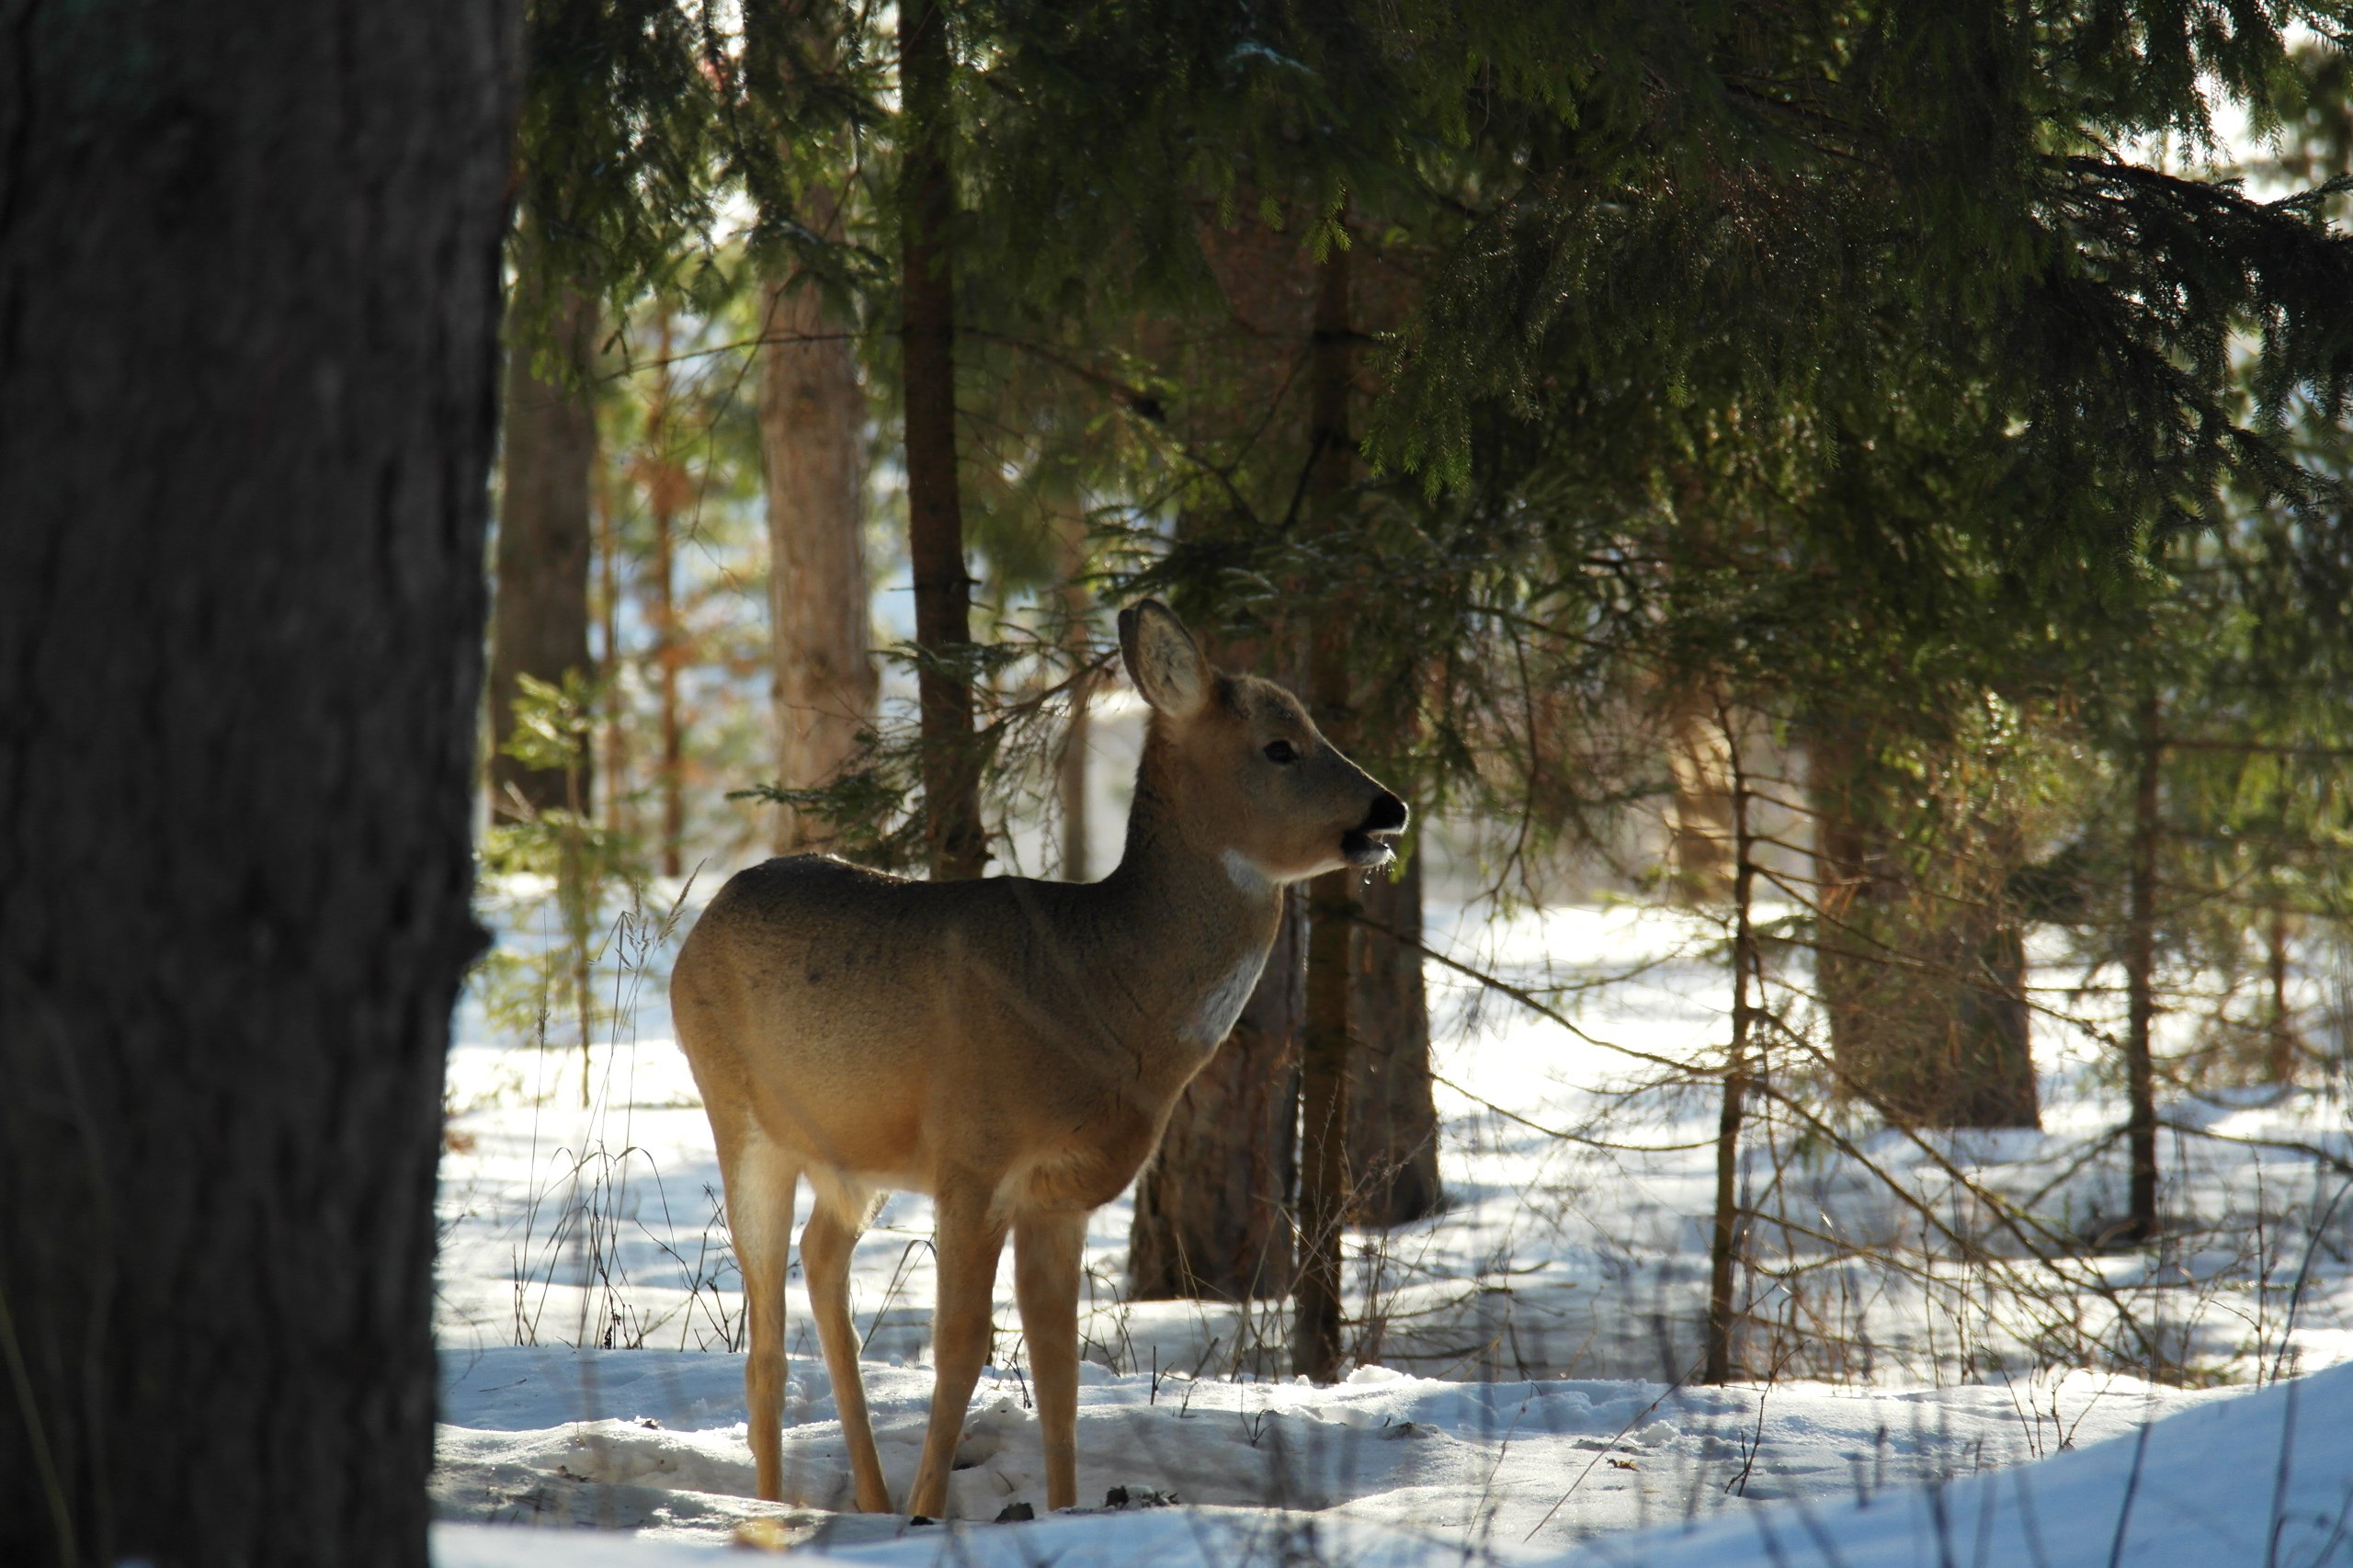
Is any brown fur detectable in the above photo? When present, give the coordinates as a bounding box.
[669,601,1405,1516]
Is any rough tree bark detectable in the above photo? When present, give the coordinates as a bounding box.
[899,0,987,881]
[761,182,874,855]
[489,221,599,820]
[0,4,514,1563]
[1348,851,1443,1225]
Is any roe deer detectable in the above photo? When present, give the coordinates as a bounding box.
[669,599,1408,1517]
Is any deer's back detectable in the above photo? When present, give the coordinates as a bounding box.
[670,855,1162,1196]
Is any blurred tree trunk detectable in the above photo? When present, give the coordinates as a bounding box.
[1349,851,1442,1224]
[2121,695,2163,1241]
[1130,896,1304,1301]
[1811,722,2040,1130]
[900,0,986,881]
[0,3,512,1562]
[489,218,598,821]
[761,182,874,855]
[1054,514,1095,881]
[643,312,687,878]
[1665,688,1735,904]
[596,456,631,837]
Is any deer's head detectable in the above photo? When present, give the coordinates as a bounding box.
[1120,599,1409,887]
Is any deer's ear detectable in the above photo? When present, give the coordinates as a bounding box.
[1120,599,1210,721]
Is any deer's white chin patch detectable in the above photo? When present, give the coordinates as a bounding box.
[1183,947,1270,1049]
[1221,848,1276,897]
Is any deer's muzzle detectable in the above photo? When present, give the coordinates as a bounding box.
[1340,790,1410,868]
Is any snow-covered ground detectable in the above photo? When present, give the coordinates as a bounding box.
[433,877,2353,1564]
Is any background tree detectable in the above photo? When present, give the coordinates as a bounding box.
[0,4,515,1563]
[489,220,600,820]
[498,0,723,821]
[758,192,875,854]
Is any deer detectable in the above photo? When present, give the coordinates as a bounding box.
[667,598,1408,1519]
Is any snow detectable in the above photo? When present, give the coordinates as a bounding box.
[433,1360,2353,1565]
[433,876,2353,1565]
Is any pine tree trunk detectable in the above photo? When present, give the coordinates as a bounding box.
[761,184,875,855]
[899,0,986,881]
[2265,907,2298,1085]
[0,5,512,1562]
[597,460,631,837]
[1705,733,1758,1384]
[1294,237,1357,1384]
[1130,895,1304,1301]
[1665,687,1736,904]
[1348,852,1443,1225]
[2122,695,2164,1242]
[1055,517,1094,881]
[1810,720,2040,1130]
[1811,718,1894,1099]
[646,313,686,878]
[489,222,598,820]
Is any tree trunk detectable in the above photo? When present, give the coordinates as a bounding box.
[761,183,874,855]
[1130,894,1304,1301]
[2122,695,2164,1243]
[2265,907,2299,1085]
[1294,235,1357,1384]
[596,455,631,838]
[1665,687,1736,904]
[1809,719,2040,1131]
[1705,721,1758,1384]
[1055,516,1094,881]
[645,312,687,879]
[488,222,598,821]
[0,6,512,1562]
[1348,852,1443,1225]
[899,0,986,881]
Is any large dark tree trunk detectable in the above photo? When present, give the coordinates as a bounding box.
[762,181,874,855]
[0,5,514,1564]
[1130,895,1304,1301]
[488,219,599,820]
[1349,852,1442,1225]
[899,0,986,881]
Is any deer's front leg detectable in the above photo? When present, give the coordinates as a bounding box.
[904,1187,1007,1519]
[1014,1209,1086,1512]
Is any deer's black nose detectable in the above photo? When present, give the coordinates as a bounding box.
[1362,791,1409,834]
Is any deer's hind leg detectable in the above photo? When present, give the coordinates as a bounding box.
[720,1124,802,1504]
[803,1176,892,1513]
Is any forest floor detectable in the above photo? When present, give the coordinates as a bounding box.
[430,892,2353,1565]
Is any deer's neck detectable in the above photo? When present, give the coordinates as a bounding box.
[1091,726,1283,1061]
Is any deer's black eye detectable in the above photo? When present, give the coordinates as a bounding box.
[1263,740,1300,765]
